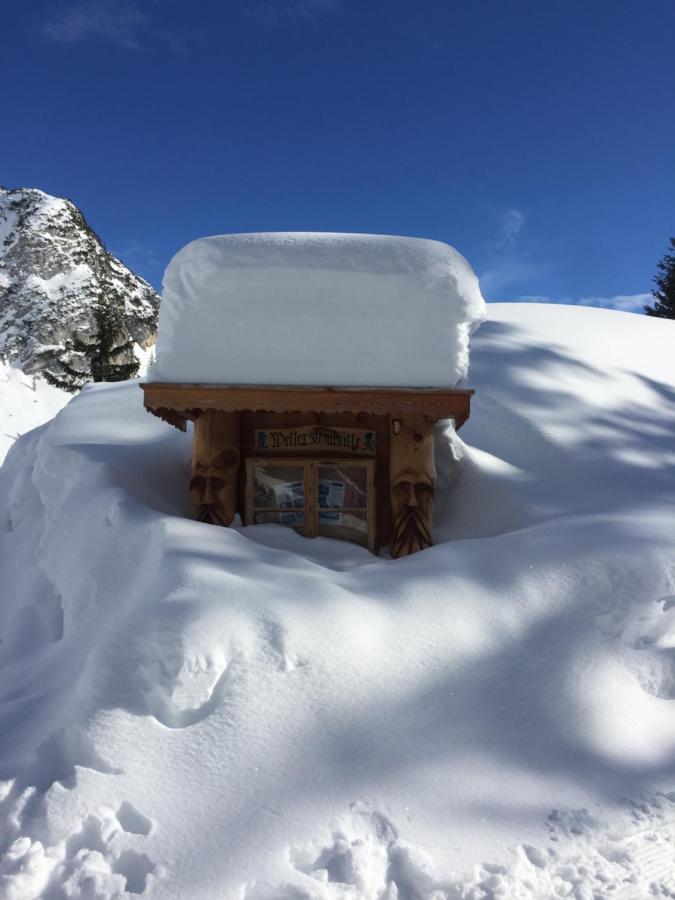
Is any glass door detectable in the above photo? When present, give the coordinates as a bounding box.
[317,463,370,547]
[247,460,307,533]
[246,459,375,551]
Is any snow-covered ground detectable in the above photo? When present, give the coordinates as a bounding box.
[0,346,154,467]
[0,362,70,464]
[1,303,674,899]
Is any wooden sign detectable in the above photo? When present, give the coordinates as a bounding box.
[254,426,376,456]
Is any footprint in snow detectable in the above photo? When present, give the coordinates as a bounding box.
[145,659,235,729]
[117,801,153,836]
[5,806,158,898]
[621,595,675,700]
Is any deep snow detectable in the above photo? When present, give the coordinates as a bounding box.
[0,303,674,899]
[153,233,486,387]
[0,362,70,465]
[0,348,155,467]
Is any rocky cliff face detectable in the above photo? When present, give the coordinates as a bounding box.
[0,186,159,374]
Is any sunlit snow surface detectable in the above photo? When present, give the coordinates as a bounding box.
[1,303,675,899]
[153,233,486,387]
[0,362,69,464]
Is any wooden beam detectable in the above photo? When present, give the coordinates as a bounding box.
[141,383,474,428]
[190,410,240,527]
[389,413,436,558]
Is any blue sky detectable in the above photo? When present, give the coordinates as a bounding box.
[3,0,673,309]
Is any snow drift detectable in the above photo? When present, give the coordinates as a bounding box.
[0,362,69,465]
[1,303,675,899]
[152,233,486,387]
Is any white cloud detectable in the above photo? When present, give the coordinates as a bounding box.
[480,208,649,313]
[479,259,550,299]
[511,293,651,314]
[241,0,342,24]
[112,239,164,281]
[43,0,184,51]
[479,207,541,297]
[497,208,526,249]
[43,0,147,48]
[578,293,651,313]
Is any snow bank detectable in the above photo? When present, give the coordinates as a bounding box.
[1,304,675,899]
[152,232,486,386]
[0,361,70,464]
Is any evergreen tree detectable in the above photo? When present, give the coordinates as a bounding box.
[43,297,139,393]
[644,237,675,319]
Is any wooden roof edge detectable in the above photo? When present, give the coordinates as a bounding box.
[140,382,474,395]
[140,383,474,430]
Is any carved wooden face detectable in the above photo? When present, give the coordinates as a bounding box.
[190,449,239,526]
[390,468,435,557]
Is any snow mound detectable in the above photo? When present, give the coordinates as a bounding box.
[0,361,70,464]
[152,232,486,386]
[1,303,675,899]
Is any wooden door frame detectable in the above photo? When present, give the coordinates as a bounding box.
[245,457,376,552]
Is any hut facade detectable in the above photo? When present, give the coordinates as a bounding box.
[142,233,486,558]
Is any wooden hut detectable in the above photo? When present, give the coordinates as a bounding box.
[141,233,485,558]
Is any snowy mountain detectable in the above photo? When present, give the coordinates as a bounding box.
[0,186,159,375]
[0,303,674,899]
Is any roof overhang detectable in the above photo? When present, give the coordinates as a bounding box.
[141,383,474,431]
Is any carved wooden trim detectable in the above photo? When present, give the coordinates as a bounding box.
[190,411,240,527]
[389,413,436,558]
[141,384,473,428]
[152,406,189,431]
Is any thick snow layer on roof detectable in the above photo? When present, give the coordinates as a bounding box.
[2,304,675,898]
[152,232,486,386]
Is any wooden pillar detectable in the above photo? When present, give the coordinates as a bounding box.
[190,410,240,526]
[389,413,436,558]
